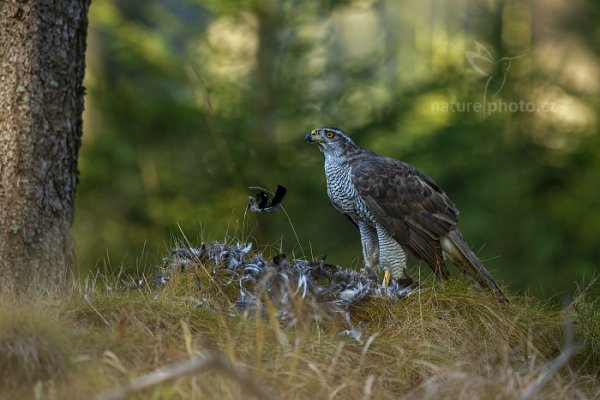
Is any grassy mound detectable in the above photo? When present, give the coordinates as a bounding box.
[1,244,598,399]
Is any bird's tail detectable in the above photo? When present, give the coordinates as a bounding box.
[442,230,508,303]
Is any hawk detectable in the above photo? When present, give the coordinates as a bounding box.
[305,126,506,301]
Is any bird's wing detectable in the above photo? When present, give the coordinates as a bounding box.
[351,155,458,275]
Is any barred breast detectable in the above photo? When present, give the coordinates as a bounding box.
[324,159,376,224]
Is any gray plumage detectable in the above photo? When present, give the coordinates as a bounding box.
[305,126,506,302]
[157,241,416,341]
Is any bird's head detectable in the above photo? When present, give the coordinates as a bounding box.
[304,127,356,157]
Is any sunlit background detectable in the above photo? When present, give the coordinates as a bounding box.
[76,0,600,296]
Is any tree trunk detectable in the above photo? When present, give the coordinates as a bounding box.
[0,0,91,290]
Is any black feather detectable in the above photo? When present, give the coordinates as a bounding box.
[248,185,287,212]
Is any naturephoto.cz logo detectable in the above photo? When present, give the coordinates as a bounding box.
[431,98,557,115]
[431,41,556,116]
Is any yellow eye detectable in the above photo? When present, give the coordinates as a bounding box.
[325,131,335,138]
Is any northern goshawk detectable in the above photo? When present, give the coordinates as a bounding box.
[305,126,506,301]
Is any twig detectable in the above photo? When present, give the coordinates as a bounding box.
[95,352,277,400]
[362,374,375,400]
[520,316,582,400]
[359,333,379,368]
[83,293,112,329]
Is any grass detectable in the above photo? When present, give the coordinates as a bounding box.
[1,246,599,400]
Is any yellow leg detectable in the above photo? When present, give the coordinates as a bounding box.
[383,269,391,287]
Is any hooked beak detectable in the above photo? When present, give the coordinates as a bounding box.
[304,130,322,144]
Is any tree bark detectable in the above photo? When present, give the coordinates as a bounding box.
[0,0,91,290]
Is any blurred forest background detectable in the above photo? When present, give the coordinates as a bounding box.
[75,0,599,296]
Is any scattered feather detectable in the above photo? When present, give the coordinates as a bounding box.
[248,185,287,212]
[156,241,417,335]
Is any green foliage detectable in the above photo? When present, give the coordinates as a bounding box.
[76,0,600,296]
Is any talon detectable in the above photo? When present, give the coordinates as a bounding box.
[382,269,391,287]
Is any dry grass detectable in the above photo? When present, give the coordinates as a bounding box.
[1,258,598,400]
[0,302,68,395]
